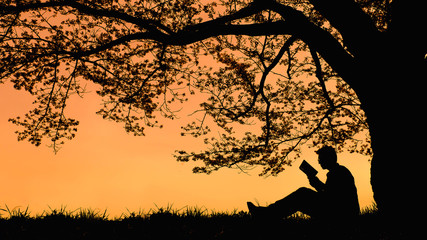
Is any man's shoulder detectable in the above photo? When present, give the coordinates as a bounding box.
[337,164,351,172]
[329,165,354,178]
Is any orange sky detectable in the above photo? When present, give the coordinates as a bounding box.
[0,80,373,218]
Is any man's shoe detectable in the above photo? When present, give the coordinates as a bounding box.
[247,202,270,218]
[247,201,257,215]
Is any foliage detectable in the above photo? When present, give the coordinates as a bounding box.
[0,0,389,175]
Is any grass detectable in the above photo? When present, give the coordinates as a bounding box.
[0,203,409,239]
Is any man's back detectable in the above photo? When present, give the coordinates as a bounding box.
[325,165,360,217]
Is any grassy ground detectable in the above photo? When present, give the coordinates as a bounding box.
[0,204,409,239]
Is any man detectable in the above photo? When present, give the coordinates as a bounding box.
[247,146,360,220]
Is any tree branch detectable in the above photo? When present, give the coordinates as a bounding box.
[266,1,360,94]
[170,21,291,45]
[183,1,266,32]
[56,21,292,60]
[4,0,357,89]
[1,0,172,34]
[258,36,297,146]
[309,47,335,108]
[307,0,380,57]
[1,1,64,13]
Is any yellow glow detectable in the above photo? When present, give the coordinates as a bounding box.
[0,83,373,218]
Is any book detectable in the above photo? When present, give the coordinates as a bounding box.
[299,160,318,177]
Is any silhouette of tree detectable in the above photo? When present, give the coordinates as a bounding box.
[1,0,426,217]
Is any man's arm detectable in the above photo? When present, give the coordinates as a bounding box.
[308,175,326,192]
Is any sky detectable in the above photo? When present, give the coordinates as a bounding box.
[0,80,374,218]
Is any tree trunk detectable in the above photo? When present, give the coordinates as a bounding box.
[349,1,427,224]
[360,47,426,221]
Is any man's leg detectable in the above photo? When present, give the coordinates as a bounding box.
[266,187,322,218]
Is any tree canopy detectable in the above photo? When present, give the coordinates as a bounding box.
[2,0,401,176]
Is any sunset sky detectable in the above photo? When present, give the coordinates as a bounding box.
[0,80,373,218]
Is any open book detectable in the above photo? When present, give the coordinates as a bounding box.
[299,160,318,177]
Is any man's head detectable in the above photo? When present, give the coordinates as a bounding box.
[316,146,338,170]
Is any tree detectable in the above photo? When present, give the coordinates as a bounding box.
[1,0,426,218]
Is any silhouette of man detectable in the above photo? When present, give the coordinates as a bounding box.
[247,146,360,220]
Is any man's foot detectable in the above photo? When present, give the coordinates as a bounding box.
[247,202,257,215]
[247,202,269,218]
